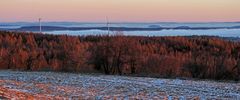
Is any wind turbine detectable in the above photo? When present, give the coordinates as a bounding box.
[106,17,110,35]
[39,18,42,33]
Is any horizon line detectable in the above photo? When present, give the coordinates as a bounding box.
[1,21,240,23]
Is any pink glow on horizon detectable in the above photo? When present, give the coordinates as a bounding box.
[0,0,240,22]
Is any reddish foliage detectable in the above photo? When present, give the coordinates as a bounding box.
[0,31,239,80]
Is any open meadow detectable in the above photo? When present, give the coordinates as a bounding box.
[0,70,239,99]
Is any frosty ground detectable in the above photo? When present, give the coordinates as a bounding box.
[0,70,239,99]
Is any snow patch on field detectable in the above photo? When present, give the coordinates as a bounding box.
[0,70,239,99]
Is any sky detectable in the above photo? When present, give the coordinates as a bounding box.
[0,0,240,22]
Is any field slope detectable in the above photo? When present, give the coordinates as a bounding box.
[0,70,239,99]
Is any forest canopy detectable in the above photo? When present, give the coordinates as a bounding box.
[0,31,239,80]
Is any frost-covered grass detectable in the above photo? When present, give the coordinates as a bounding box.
[0,70,239,99]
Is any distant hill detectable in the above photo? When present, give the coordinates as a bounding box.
[2,25,240,32]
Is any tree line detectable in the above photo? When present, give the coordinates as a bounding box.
[0,31,239,80]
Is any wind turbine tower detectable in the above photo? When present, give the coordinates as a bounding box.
[106,17,110,35]
[39,18,42,33]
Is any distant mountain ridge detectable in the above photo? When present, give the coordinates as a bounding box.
[5,25,240,32]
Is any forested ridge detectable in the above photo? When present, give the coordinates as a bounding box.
[0,31,239,80]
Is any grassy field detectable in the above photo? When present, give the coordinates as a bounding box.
[0,70,239,99]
